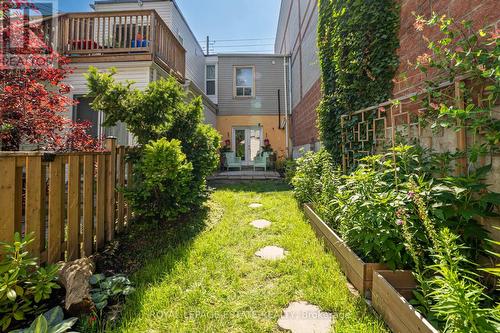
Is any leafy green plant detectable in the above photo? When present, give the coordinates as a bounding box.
[89,274,134,311]
[126,138,194,222]
[412,14,500,163]
[0,233,60,332]
[400,180,500,331]
[11,306,77,333]
[429,229,499,333]
[335,157,411,269]
[291,149,331,204]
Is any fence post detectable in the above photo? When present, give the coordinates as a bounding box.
[105,137,117,241]
[116,146,126,233]
[0,157,16,245]
[25,156,44,261]
[48,156,64,263]
[126,159,133,226]
[96,154,106,250]
[82,155,94,256]
[67,155,81,261]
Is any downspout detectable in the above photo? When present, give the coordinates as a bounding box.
[283,56,289,157]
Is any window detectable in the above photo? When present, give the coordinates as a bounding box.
[206,64,216,96]
[73,96,99,138]
[234,66,254,97]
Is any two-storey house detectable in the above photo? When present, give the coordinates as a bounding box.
[208,54,290,163]
[39,0,291,166]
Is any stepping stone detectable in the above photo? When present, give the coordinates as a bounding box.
[278,301,334,333]
[249,203,263,209]
[250,219,271,229]
[255,246,287,260]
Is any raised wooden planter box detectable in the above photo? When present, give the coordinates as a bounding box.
[372,270,438,333]
[303,204,387,297]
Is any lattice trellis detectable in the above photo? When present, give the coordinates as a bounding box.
[341,102,423,172]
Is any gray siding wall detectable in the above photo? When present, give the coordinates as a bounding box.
[275,0,320,109]
[217,56,288,116]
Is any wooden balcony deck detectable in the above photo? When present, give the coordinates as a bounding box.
[57,10,185,80]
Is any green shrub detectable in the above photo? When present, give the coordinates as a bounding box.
[126,139,194,222]
[336,162,411,269]
[291,149,331,204]
[275,158,297,184]
[86,70,221,221]
[0,233,60,332]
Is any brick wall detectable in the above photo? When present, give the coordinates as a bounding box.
[394,0,499,97]
[291,79,321,147]
[289,0,499,150]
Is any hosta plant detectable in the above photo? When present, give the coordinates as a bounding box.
[11,306,77,333]
[89,274,135,311]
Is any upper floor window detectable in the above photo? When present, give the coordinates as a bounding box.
[206,65,216,96]
[234,66,254,97]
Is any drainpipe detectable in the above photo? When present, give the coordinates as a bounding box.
[283,56,289,158]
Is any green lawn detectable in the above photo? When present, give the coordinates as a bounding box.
[113,181,388,332]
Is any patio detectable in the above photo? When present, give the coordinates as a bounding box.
[208,169,281,181]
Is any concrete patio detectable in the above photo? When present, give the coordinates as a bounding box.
[208,169,282,181]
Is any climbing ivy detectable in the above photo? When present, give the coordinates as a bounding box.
[317,0,400,163]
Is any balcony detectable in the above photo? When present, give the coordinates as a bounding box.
[57,10,186,80]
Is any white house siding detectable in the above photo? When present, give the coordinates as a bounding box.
[66,61,152,95]
[65,61,152,145]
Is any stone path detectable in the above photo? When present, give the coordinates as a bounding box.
[249,203,263,209]
[249,204,334,332]
[250,219,272,229]
[278,301,334,333]
[255,246,287,260]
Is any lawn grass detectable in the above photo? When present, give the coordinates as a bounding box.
[112,181,388,332]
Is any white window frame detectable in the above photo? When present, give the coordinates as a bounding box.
[205,64,217,96]
[233,66,255,98]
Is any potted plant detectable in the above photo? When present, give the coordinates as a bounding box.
[261,139,276,169]
[220,139,232,170]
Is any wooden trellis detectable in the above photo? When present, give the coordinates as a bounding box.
[340,80,465,173]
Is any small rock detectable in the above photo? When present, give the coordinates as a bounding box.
[249,203,263,208]
[250,219,272,229]
[58,257,95,315]
[255,246,287,260]
[278,301,334,333]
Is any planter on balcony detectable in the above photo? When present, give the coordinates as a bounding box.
[303,204,387,297]
[372,270,438,333]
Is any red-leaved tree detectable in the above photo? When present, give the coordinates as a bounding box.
[0,0,101,151]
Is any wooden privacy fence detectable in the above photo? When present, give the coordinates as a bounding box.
[0,138,133,264]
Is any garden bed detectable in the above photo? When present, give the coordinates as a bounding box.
[372,270,438,333]
[303,204,387,297]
